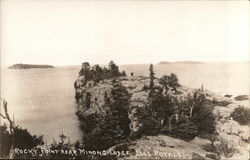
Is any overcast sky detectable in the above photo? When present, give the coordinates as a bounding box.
[1,0,249,66]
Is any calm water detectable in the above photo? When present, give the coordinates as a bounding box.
[1,62,249,143]
[1,66,82,144]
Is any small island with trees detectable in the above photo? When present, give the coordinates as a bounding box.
[8,64,54,69]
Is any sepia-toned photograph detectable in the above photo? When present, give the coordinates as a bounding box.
[0,0,249,159]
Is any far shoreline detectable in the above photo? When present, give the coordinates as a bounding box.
[8,64,55,69]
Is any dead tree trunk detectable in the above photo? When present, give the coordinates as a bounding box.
[0,99,15,159]
[189,102,194,118]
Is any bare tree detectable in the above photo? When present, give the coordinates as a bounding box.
[0,98,15,159]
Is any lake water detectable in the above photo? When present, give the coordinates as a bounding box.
[1,62,249,143]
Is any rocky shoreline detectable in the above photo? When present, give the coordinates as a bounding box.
[74,72,249,160]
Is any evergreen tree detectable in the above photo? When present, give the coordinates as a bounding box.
[149,64,155,91]
[110,79,131,136]
[120,70,127,77]
[79,62,91,80]
[146,64,164,130]
[109,60,120,78]
[92,64,103,83]
[159,75,170,91]
[148,64,156,114]
[78,61,126,85]
[102,67,109,79]
[168,73,180,92]
[159,73,180,92]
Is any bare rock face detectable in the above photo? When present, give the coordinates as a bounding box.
[108,135,213,160]
[212,101,250,160]
[213,103,250,141]
[74,76,155,139]
[191,137,213,151]
[75,78,114,116]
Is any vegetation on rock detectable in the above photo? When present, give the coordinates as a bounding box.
[75,62,217,148]
[0,99,44,159]
[78,61,126,84]
[234,95,249,101]
[139,64,214,139]
[230,107,250,125]
[76,79,131,151]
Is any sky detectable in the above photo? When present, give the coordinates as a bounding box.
[1,0,249,66]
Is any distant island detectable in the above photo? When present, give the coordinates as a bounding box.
[8,64,55,69]
[159,61,206,64]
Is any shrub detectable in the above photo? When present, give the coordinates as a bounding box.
[142,85,149,91]
[192,106,215,134]
[48,133,75,159]
[13,127,44,149]
[231,107,250,125]
[130,106,160,137]
[212,98,231,106]
[120,70,127,76]
[0,124,44,159]
[224,94,232,98]
[0,124,11,158]
[172,119,198,140]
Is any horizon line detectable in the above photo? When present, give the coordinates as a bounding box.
[4,60,250,68]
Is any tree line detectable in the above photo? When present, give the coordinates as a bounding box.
[78,61,126,84]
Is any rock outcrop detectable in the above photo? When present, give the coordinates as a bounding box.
[74,75,250,160]
[108,135,215,160]
[212,101,250,160]
[234,95,249,101]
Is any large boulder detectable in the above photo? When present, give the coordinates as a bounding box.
[191,137,213,152]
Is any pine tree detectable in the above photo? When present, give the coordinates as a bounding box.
[120,70,127,77]
[149,64,155,91]
[109,60,120,78]
[159,73,180,92]
[110,79,131,136]
[92,64,103,83]
[79,62,91,80]
[168,73,180,92]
